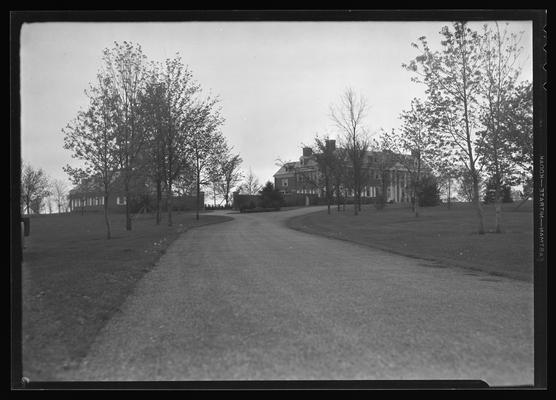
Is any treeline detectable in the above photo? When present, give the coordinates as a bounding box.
[62,42,242,239]
[300,22,532,234]
[21,163,71,215]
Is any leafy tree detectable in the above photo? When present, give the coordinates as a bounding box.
[504,81,533,206]
[431,157,459,209]
[371,138,397,210]
[102,41,149,231]
[456,165,482,203]
[142,56,201,226]
[186,96,225,220]
[404,22,487,233]
[63,72,120,238]
[380,98,438,217]
[476,22,527,232]
[21,163,50,215]
[416,174,441,207]
[139,65,167,224]
[311,137,340,215]
[331,147,348,212]
[483,178,514,205]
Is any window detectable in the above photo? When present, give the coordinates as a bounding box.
[282,179,288,187]
[116,196,127,205]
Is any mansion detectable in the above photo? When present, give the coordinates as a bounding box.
[273,140,419,204]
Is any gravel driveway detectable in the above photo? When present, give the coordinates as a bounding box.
[59,207,534,386]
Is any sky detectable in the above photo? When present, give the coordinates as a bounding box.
[20,21,532,188]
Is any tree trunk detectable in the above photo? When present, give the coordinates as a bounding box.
[196,171,201,221]
[343,189,346,212]
[461,54,484,234]
[494,184,502,233]
[155,179,161,225]
[104,193,111,240]
[167,182,173,227]
[125,180,132,231]
[447,178,451,209]
[414,191,420,218]
[413,176,420,218]
[166,177,174,226]
[471,170,485,234]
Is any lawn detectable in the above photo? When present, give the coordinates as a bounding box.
[287,201,534,282]
[20,210,232,381]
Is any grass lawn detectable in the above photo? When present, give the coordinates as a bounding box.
[287,201,534,282]
[20,210,232,381]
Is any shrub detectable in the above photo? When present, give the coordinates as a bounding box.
[374,194,387,210]
[416,175,441,207]
[259,181,283,209]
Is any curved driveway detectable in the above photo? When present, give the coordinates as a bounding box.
[61,207,534,386]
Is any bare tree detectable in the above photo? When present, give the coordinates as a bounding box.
[240,168,262,195]
[217,151,243,208]
[330,88,370,215]
[51,179,69,213]
[21,163,51,215]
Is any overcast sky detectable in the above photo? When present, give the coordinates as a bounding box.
[20,21,532,187]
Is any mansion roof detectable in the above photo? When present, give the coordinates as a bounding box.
[273,149,417,178]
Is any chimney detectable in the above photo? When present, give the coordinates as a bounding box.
[325,139,336,151]
[302,147,313,157]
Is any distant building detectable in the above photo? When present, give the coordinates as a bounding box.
[273,140,421,203]
[68,173,204,213]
